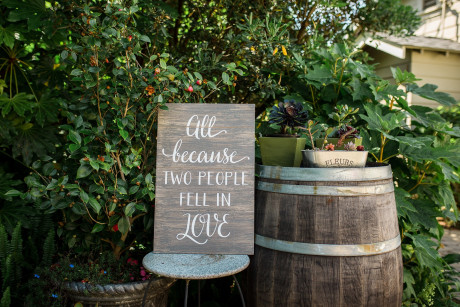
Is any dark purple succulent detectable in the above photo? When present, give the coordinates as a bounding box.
[268,100,309,134]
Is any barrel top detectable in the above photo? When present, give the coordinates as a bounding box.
[256,164,393,181]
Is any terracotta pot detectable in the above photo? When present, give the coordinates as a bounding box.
[62,277,175,307]
[259,136,306,167]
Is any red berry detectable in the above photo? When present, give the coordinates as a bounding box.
[196,80,202,85]
[112,224,119,232]
[357,145,364,151]
[187,85,193,92]
[128,35,133,41]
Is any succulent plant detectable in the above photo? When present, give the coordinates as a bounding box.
[343,141,356,151]
[268,100,309,134]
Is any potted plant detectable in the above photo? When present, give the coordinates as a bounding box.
[259,100,309,167]
[314,104,363,150]
[302,105,368,168]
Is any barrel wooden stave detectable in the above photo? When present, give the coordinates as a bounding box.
[249,165,403,307]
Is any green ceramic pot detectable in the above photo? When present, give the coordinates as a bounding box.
[259,136,306,167]
[314,137,362,150]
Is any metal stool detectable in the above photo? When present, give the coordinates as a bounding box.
[142,253,249,307]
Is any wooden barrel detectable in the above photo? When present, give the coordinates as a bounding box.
[248,164,403,307]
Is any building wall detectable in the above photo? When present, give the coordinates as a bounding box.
[413,0,460,42]
[364,47,411,80]
[410,50,460,107]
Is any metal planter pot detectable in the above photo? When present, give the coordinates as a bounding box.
[62,277,175,307]
[302,150,368,168]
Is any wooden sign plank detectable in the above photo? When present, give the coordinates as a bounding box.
[154,103,254,254]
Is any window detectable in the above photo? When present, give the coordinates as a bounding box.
[423,0,437,10]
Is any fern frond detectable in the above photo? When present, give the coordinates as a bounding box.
[41,229,55,267]
[0,225,8,281]
[0,286,10,307]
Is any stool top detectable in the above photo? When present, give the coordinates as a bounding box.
[142,253,250,280]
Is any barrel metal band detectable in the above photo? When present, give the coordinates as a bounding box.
[255,234,401,256]
[257,181,394,196]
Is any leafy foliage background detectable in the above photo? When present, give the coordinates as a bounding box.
[0,0,458,306]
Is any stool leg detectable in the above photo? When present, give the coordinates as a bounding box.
[233,275,246,307]
[184,280,190,307]
[198,280,201,307]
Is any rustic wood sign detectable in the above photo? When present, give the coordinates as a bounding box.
[154,103,254,254]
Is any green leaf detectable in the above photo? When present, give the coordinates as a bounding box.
[89,161,99,171]
[406,233,443,270]
[145,173,152,186]
[119,129,129,140]
[91,224,105,233]
[443,253,460,265]
[80,190,89,203]
[124,203,136,217]
[139,35,151,43]
[407,83,457,106]
[76,165,92,179]
[129,185,140,195]
[0,26,15,49]
[70,69,83,76]
[0,93,34,117]
[68,130,81,144]
[160,59,167,69]
[222,72,230,85]
[35,94,59,126]
[88,198,101,214]
[117,216,130,234]
[403,270,416,298]
[69,143,80,153]
[395,187,416,218]
[4,190,22,197]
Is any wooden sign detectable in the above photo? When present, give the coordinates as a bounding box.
[154,103,254,254]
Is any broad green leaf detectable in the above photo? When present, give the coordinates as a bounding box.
[0,93,34,117]
[91,224,105,233]
[89,161,99,171]
[124,203,136,217]
[407,83,457,106]
[117,216,130,234]
[0,26,15,49]
[222,72,230,85]
[88,198,101,214]
[403,270,416,298]
[139,35,151,43]
[68,130,81,144]
[160,59,167,69]
[304,65,334,87]
[145,173,153,185]
[407,199,440,230]
[80,190,89,204]
[35,94,59,126]
[129,185,140,195]
[406,233,442,270]
[443,254,460,265]
[4,190,22,197]
[69,143,80,153]
[395,187,416,218]
[120,129,129,140]
[70,69,83,76]
[76,165,92,179]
